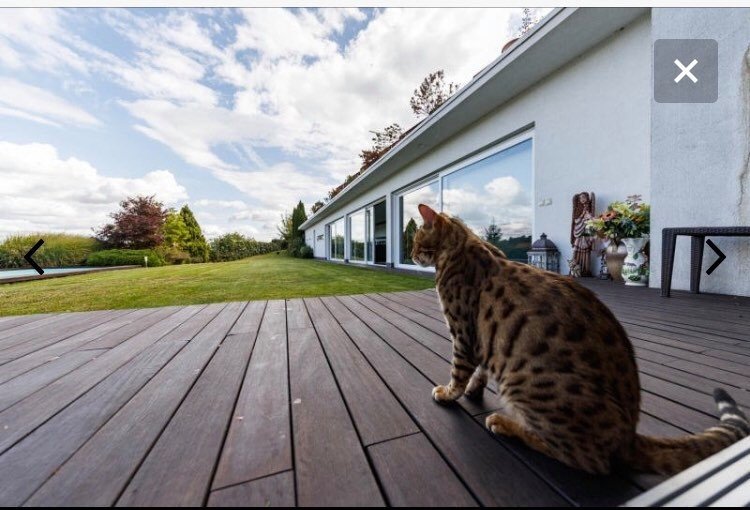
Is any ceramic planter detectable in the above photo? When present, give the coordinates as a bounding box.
[622,237,649,286]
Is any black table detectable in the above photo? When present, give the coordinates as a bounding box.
[661,226,750,297]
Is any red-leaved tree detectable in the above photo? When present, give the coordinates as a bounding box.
[96,195,168,249]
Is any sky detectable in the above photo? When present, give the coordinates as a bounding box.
[0,7,549,241]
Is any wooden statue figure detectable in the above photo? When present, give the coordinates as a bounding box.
[570,191,595,277]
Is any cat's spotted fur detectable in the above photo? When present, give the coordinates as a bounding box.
[413,204,749,475]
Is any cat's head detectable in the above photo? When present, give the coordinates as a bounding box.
[412,203,456,267]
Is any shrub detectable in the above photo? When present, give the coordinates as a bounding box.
[86,249,165,267]
[209,233,281,262]
[160,246,191,265]
[298,244,314,259]
[0,233,102,269]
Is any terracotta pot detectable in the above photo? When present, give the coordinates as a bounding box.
[605,240,628,283]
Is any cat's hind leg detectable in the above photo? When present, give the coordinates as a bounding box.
[485,412,553,456]
[464,366,488,401]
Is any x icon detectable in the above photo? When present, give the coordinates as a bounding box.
[674,58,698,83]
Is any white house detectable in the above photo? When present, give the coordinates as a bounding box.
[301,7,750,298]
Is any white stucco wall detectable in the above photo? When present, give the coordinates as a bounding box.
[306,14,652,273]
[650,9,750,296]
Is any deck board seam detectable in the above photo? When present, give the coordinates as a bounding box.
[301,297,390,506]
[109,302,246,507]
[333,295,574,507]
[284,300,299,508]
[325,295,484,507]
[18,304,216,506]
[205,300,268,501]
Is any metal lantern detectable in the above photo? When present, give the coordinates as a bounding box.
[527,233,560,273]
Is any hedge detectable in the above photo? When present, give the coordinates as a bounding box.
[86,249,165,267]
[0,233,102,269]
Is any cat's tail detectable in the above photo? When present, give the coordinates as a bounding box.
[623,388,749,475]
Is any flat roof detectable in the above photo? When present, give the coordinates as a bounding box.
[300,6,649,230]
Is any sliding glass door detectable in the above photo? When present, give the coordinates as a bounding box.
[396,135,533,268]
[328,218,345,260]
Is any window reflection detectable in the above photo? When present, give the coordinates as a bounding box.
[400,181,440,265]
[441,139,533,262]
[329,218,345,260]
[349,210,366,262]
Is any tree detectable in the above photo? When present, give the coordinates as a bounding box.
[410,70,460,117]
[96,195,167,249]
[518,8,538,36]
[163,210,190,248]
[402,218,419,262]
[483,218,503,248]
[311,200,325,214]
[359,123,403,171]
[278,201,308,257]
[179,205,210,262]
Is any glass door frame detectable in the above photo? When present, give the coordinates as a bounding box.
[393,130,534,272]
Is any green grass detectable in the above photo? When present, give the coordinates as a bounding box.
[0,254,434,316]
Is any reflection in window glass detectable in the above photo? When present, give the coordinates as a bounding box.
[349,210,366,262]
[400,181,440,265]
[442,139,533,262]
[329,218,345,260]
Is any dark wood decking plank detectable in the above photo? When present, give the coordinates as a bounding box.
[117,304,256,506]
[212,301,292,490]
[288,298,383,506]
[0,310,126,361]
[368,432,478,507]
[0,348,107,412]
[0,305,203,455]
[341,295,498,417]
[632,338,750,378]
[0,307,170,385]
[379,291,446,322]
[0,314,57,333]
[351,294,451,360]
[308,297,418,445]
[368,293,449,337]
[24,302,244,507]
[636,358,750,408]
[344,295,644,506]
[334,296,569,506]
[639,373,724,418]
[0,306,211,506]
[208,471,295,507]
[0,312,86,343]
[640,392,718,433]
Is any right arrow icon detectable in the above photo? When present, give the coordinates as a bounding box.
[705,239,726,275]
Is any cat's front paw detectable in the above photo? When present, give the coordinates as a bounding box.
[432,385,457,404]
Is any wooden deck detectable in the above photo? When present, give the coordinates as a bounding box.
[0,280,748,506]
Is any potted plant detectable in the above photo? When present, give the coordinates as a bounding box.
[586,195,650,285]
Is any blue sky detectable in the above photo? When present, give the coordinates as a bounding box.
[0,7,544,240]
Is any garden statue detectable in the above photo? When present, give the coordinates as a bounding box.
[570,191,595,277]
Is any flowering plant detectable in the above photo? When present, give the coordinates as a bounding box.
[586,195,650,241]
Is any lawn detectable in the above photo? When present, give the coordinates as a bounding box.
[0,254,434,316]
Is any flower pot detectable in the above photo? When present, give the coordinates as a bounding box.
[622,237,649,286]
[605,240,627,283]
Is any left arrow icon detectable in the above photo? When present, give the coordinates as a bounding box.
[24,239,45,275]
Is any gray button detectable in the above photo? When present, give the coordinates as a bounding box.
[654,39,718,103]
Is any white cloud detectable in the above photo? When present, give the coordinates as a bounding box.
[0,8,550,241]
[0,78,100,127]
[0,141,188,238]
[115,8,534,181]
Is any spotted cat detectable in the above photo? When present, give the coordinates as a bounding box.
[412,204,748,475]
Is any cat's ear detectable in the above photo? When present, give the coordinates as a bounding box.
[418,204,438,228]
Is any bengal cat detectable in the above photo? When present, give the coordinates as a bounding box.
[412,204,749,475]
